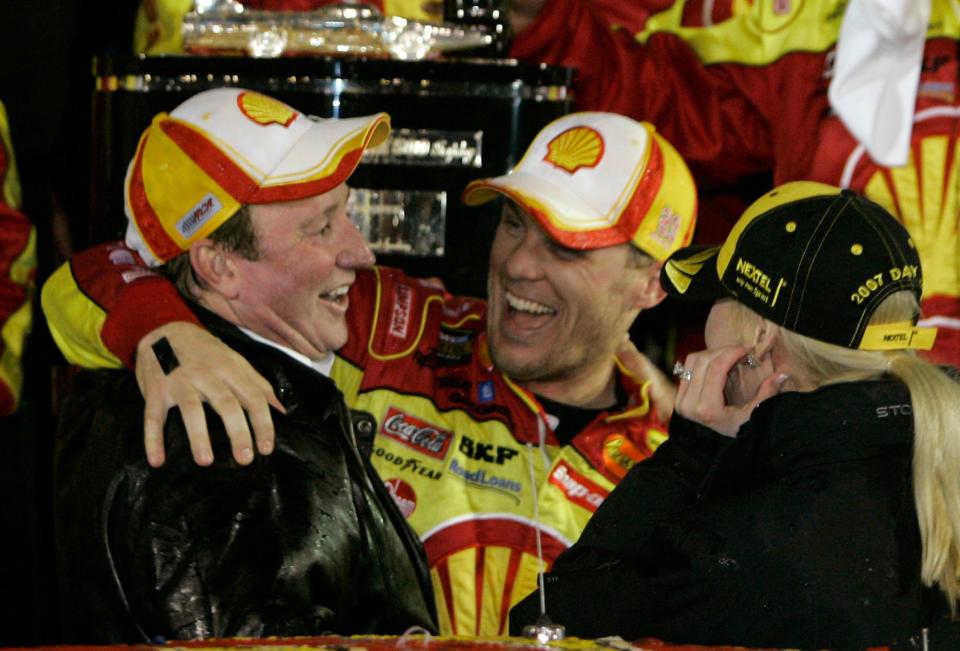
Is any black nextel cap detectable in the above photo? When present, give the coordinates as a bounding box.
[661,181,937,351]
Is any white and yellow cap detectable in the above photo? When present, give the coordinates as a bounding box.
[124,87,390,266]
[462,112,697,261]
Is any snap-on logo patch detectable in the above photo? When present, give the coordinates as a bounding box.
[549,461,608,512]
[380,407,452,460]
[176,193,222,239]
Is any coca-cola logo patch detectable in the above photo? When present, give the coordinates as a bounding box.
[384,478,417,518]
[380,407,453,460]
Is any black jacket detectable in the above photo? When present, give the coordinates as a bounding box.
[511,379,946,649]
[54,307,436,643]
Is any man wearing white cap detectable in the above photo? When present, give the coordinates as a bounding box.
[48,88,436,642]
[42,109,697,635]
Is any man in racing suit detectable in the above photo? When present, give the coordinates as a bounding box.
[42,111,697,635]
[508,0,960,367]
[0,98,36,417]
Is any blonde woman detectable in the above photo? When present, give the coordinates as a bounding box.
[511,181,960,649]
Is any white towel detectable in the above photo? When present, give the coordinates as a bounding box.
[827,0,931,167]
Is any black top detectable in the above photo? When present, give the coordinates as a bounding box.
[54,306,436,643]
[511,379,948,649]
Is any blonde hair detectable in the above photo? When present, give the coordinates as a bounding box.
[729,292,960,613]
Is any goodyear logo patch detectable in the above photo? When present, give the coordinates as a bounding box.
[176,193,222,239]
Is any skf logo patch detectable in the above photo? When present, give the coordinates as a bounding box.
[549,461,609,512]
[544,126,604,174]
[458,434,519,465]
[384,478,417,518]
[380,407,452,460]
[237,92,297,127]
[388,284,413,338]
[176,193,222,239]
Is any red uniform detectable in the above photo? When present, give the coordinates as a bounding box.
[512,0,960,365]
[0,99,37,416]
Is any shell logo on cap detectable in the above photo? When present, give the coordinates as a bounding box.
[237,92,298,128]
[544,126,604,174]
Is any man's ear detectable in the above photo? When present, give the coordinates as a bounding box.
[629,261,667,310]
[189,239,240,299]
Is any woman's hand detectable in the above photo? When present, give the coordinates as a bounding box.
[674,346,787,437]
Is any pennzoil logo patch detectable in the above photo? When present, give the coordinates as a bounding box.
[237,92,298,128]
[602,433,649,480]
[544,126,604,174]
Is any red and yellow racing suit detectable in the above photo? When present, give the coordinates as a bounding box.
[41,247,670,635]
[512,0,960,366]
[0,99,37,416]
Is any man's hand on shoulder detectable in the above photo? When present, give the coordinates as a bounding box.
[135,322,284,468]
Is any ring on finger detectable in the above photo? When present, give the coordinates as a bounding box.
[672,361,693,382]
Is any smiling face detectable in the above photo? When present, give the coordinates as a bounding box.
[228,184,375,358]
[486,202,659,393]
